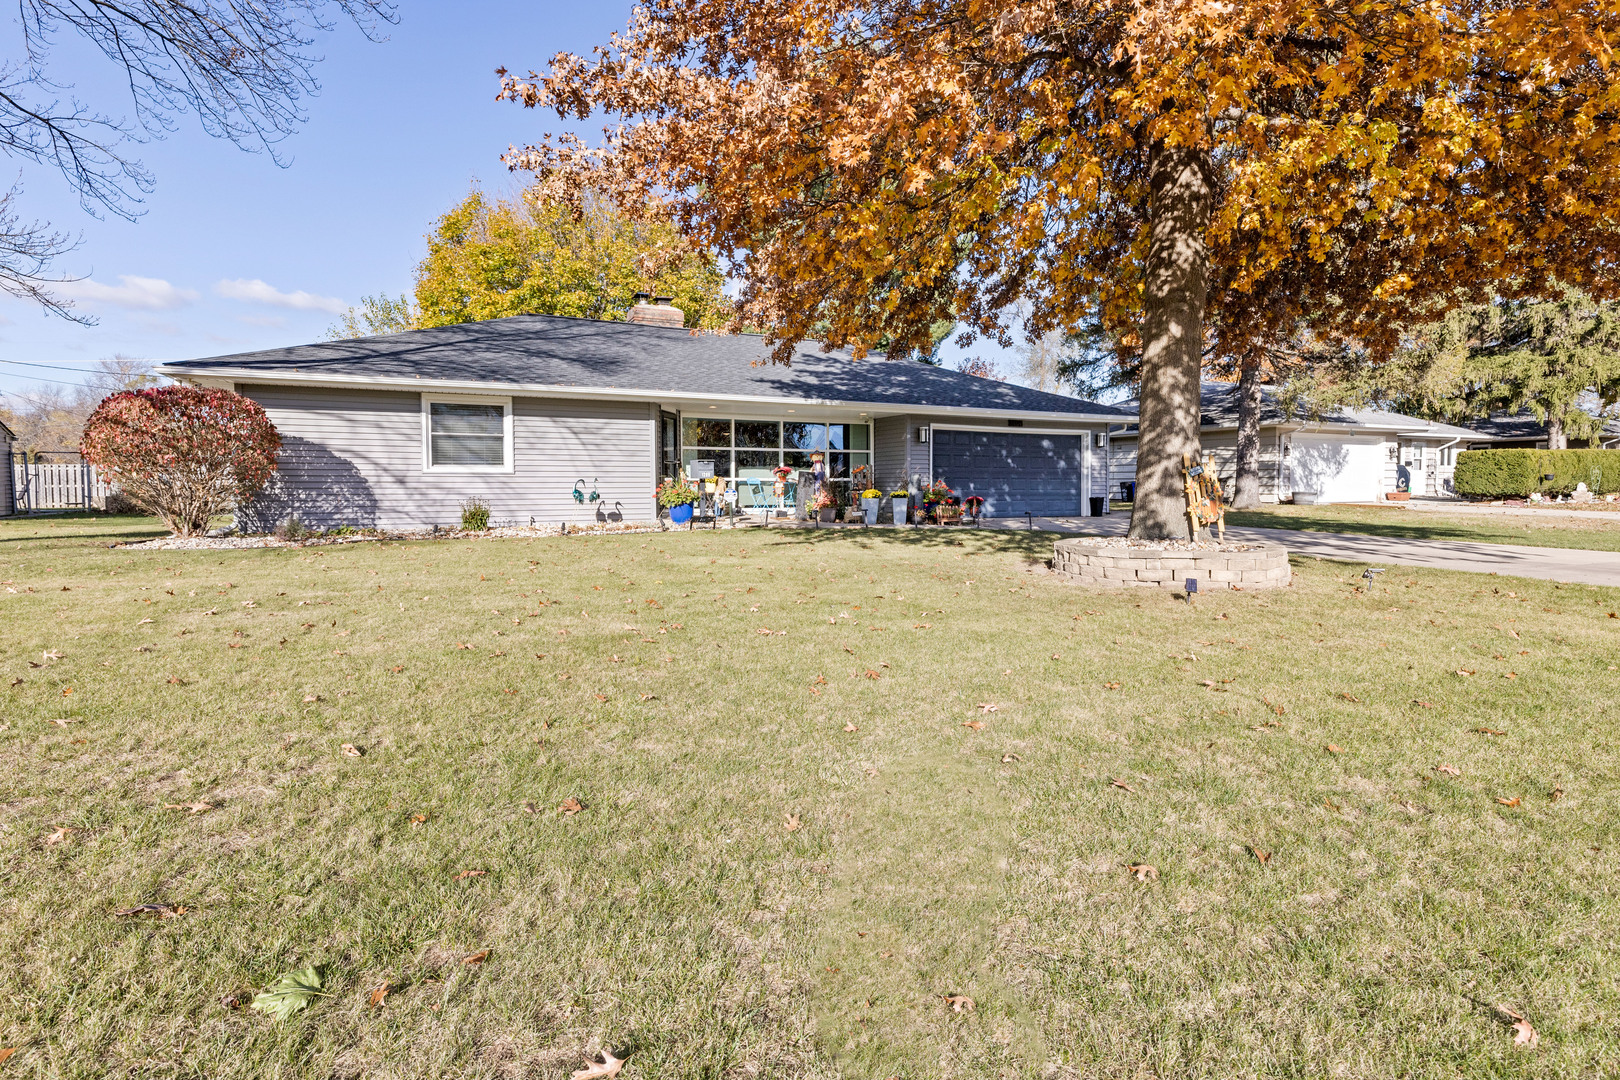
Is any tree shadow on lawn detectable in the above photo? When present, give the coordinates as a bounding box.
[1224,508,1598,547]
[760,525,1060,560]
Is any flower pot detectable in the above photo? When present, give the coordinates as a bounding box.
[891,498,908,524]
[862,497,880,525]
[669,502,694,524]
[1385,491,1410,501]
[817,507,836,522]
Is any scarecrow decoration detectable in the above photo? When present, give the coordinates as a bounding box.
[1182,452,1226,542]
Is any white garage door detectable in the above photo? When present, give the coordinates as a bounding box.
[1289,435,1385,503]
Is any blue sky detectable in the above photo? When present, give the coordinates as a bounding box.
[0,1,1020,402]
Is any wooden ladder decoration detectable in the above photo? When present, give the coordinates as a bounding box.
[1183,451,1227,542]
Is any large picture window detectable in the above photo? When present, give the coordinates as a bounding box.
[681,417,871,492]
[423,397,511,471]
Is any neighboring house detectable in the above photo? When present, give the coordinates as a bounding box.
[158,306,1135,530]
[0,417,13,516]
[1462,411,1620,450]
[1108,382,1494,504]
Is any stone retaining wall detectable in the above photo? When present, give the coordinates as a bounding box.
[1052,539,1292,590]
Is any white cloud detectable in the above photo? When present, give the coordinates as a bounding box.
[57,275,199,311]
[215,278,345,314]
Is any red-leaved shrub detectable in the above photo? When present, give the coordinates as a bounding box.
[80,386,281,536]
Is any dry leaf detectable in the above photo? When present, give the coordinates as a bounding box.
[1251,846,1271,865]
[943,994,975,1013]
[1326,744,1343,754]
[1550,787,1564,802]
[1476,727,1506,736]
[1456,669,1476,676]
[639,693,657,701]
[1128,863,1159,882]
[962,720,985,731]
[47,718,76,726]
[0,1048,16,1064]
[7,677,20,688]
[1001,753,1021,763]
[454,869,486,880]
[570,1050,627,1080]
[302,694,319,703]
[221,991,249,1010]
[1511,1019,1538,1048]
[340,743,364,757]
[976,702,999,714]
[44,826,75,845]
[521,800,537,813]
[1412,699,1434,708]
[783,812,801,831]
[843,722,858,732]
[462,949,490,965]
[1110,778,1135,793]
[1435,763,1461,776]
[1496,796,1521,807]
[593,694,608,702]
[163,801,213,814]
[1339,693,1361,703]
[1102,681,1121,690]
[559,797,584,816]
[368,984,390,1008]
[410,813,428,825]
[390,665,403,673]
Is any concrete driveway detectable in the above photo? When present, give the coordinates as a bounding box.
[986,514,1620,589]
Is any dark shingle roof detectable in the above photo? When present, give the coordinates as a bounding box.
[1113,381,1489,437]
[160,314,1132,418]
[1462,411,1620,442]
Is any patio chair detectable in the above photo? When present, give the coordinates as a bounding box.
[742,478,772,521]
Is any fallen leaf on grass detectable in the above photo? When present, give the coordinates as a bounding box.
[302,694,320,703]
[454,869,486,880]
[368,984,390,1008]
[340,743,364,758]
[1110,778,1135,793]
[943,994,975,1013]
[114,903,186,918]
[1001,753,1021,763]
[1476,727,1506,736]
[47,718,76,726]
[962,719,985,731]
[1512,1020,1538,1049]
[559,797,584,816]
[783,813,801,832]
[1411,699,1434,708]
[390,665,403,674]
[7,677,20,688]
[1326,744,1344,754]
[1496,796,1521,807]
[250,966,328,1020]
[221,991,250,1010]
[843,722,858,732]
[521,801,537,814]
[1251,847,1271,865]
[167,676,185,685]
[1339,693,1361,703]
[1550,787,1564,802]
[1456,669,1476,677]
[0,1048,15,1064]
[462,949,490,965]
[163,802,213,814]
[570,1050,627,1080]
[1435,764,1461,776]
[410,813,428,826]
[1102,681,1121,690]
[44,826,75,845]
[1128,864,1159,882]
[593,694,608,702]
[976,702,999,714]
[638,693,658,701]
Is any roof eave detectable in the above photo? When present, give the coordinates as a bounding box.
[157,365,1137,424]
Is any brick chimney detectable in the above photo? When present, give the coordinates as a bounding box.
[627,292,685,329]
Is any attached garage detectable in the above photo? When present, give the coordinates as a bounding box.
[1288,435,1385,503]
[931,427,1089,516]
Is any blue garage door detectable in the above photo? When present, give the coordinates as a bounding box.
[933,429,1084,516]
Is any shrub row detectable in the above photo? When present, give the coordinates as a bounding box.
[1453,449,1620,498]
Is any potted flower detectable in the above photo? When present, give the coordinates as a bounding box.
[921,481,957,523]
[657,476,701,524]
[963,494,986,523]
[812,487,836,522]
[890,488,909,525]
[860,487,882,525]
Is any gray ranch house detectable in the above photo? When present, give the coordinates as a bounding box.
[159,308,1134,530]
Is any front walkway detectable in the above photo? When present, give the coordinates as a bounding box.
[984,514,1620,589]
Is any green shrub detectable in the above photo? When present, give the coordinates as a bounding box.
[460,498,491,532]
[1454,449,1620,498]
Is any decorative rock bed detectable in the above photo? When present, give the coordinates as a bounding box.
[1052,537,1292,590]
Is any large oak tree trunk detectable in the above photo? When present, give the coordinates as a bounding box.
[1230,360,1264,509]
[1129,141,1214,540]
[1546,414,1568,449]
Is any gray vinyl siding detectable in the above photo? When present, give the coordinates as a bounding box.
[236,384,656,530]
[873,415,937,492]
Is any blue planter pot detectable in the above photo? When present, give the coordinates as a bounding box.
[669,502,694,524]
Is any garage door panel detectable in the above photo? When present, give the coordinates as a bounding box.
[1291,435,1384,503]
[933,430,1084,516]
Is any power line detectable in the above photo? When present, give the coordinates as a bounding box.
[0,357,150,374]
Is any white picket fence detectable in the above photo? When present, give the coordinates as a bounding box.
[9,458,113,511]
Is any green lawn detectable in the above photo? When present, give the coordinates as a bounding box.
[3,513,1619,1078]
[1224,502,1620,552]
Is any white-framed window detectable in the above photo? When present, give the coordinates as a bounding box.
[421,395,513,472]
